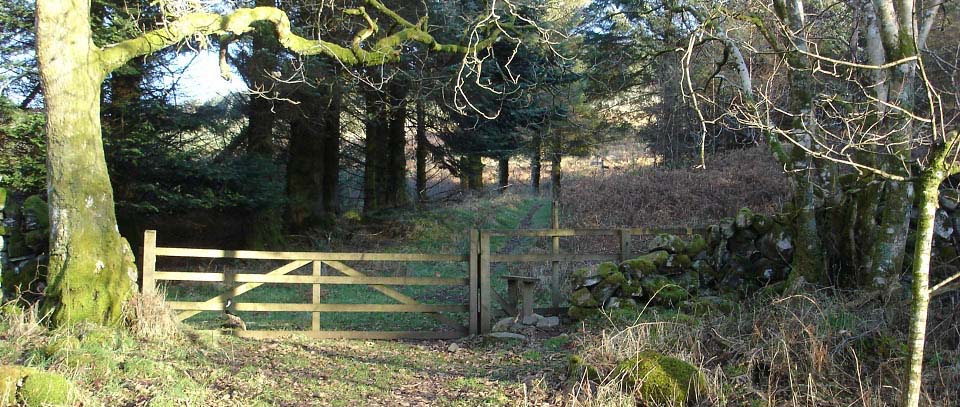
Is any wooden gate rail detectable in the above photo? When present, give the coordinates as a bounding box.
[143,226,705,338]
[142,230,474,340]
[476,227,704,333]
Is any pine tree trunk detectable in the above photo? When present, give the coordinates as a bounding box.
[384,84,409,207]
[464,155,484,194]
[415,98,428,203]
[285,114,325,232]
[497,157,509,194]
[37,0,136,326]
[244,0,283,248]
[320,87,341,215]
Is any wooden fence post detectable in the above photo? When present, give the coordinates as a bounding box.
[479,231,492,334]
[312,261,322,331]
[550,205,560,309]
[142,230,157,295]
[469,229,479,335]
[618,229,630,263]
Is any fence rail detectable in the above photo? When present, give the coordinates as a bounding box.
[143,226,704,339]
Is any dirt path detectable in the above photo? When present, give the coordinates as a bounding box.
[175,332,570,406]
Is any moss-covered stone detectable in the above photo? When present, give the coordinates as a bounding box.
[620,257,657,279]
[0,188,6,212]
[0,365,34,405]
[19,370,77,406]
[685,234,707,258]
[596,262,619,278]
[621,280,643,297]
[613,351,706,405]
[664,254,692,270]
[20,196,49,234]
[719,218,735,239]
[651,234,686,254]
[735,207,754,229]
[751,214,772,234]
[0,366,77,407]
[571,288,599,308]
[643,250,671,267]
[568,354,601,381]
[567,305,599,320]
[640,275,689,306]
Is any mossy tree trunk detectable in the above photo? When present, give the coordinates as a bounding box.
[903,131,957,407]
[36,0,137,326]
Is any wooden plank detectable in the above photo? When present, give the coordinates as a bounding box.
[483,229,618,237]
[168,301,467,313]
[231,330,466,340]
[175,260,310,321]
[142,230,157,295]
[489,254,620,262]
[312,261,321,332]
[154,272,467,286]
[481,227,707,237]
[154,247,466,262]
[469,229,479,335]
[479,232,491,334]
[323,261,466,331]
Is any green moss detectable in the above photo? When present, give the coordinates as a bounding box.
[21,196,49,232]
[651,234,686,254]
[642,250,671,267]
[0,365,34,405]
[685,235,707,257]
[613,351,706,405]
[603,270,627,286]
[0,366,77,406]
[735,207,754,229]
[571,288,599,308]
[621,257,657,278]
[640,275,689,306]
[43,336,81,358]
[596,262,619,278]
[19,371,77,406]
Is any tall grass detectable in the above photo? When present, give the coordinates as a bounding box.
[569,289,959,406]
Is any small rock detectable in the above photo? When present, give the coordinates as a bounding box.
[536,316,560,329]
[447,343,460,352]
[493,317,517,332]
[521,313,544,326]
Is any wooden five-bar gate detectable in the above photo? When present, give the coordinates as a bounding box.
[142,227,699,339]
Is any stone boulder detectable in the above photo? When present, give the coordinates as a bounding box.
[613,351,706,406]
